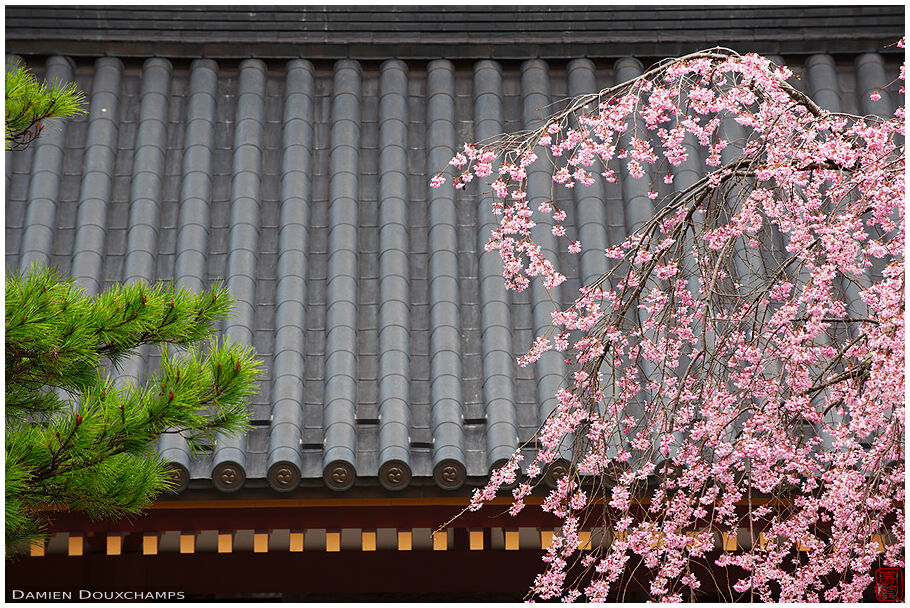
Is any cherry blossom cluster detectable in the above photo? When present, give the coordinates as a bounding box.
[433,45,904,602]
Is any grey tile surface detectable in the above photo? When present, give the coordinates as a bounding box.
[5,50,903,493]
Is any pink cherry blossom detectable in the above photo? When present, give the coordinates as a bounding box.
[433,46,904,603]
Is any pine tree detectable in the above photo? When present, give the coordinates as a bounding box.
[5,266,262,552]
[5,59,86,150]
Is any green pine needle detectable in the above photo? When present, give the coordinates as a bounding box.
[5,265,262,554]
[5,60,86,150]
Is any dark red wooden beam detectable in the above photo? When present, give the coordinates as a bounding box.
[39,502,562,534]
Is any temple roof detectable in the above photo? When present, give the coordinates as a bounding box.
[4,6,904,497]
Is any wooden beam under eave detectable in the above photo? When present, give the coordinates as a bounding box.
[43,501,564,534]
[325,531,340,552]
[469,530,483,551]
[361,531,376,551]
[432,530,447,551]
[253,532,268,553]
[540,530,553,550]
[68,535,83,557]
[578,531,592,550]
[106,534,122,556]
[289,532,304,552]
[217,532,232,554]
[397,531,412,551]
[180,532,195,554]
[30,540,45,557]
[505,530,519,551]
[142,533,158,556]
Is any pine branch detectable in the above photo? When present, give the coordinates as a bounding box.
[5,264,262,551]
[5,60,86,150]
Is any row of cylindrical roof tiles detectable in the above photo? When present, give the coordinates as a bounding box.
[6,53,902,493]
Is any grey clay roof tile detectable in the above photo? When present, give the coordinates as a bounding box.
[5,9,904,492]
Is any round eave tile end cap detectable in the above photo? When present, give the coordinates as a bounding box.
[378,459,412,491]
[267,461,301,492]
[433,459,466,490]
[212,461,246,493]
[323,460,356,491]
